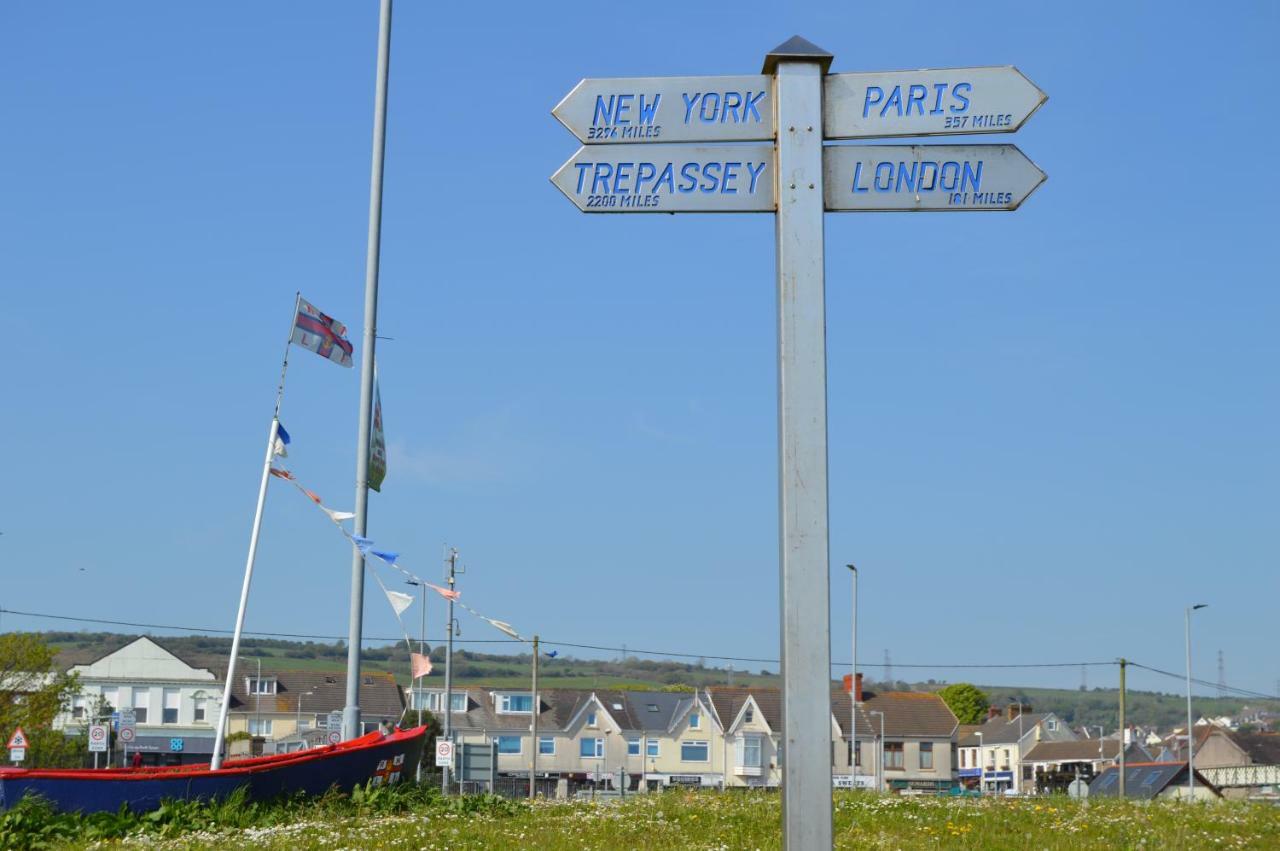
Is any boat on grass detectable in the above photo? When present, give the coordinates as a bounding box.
[0,725,426,814]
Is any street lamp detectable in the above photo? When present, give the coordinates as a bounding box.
[869,710,885,793]
[296,691,315,739]
[405,579,428,728]
[1185,603,1208,800]
[975,731,984,796]
[846,563,857,787]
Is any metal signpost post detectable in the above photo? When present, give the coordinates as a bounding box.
[551,36,1046,849]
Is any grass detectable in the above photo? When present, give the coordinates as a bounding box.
[17,788,1272,850]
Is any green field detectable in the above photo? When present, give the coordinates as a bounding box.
[26,790,1278,850]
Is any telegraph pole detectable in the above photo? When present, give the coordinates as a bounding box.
[441,548,459,794]
[1118,658,1127,798]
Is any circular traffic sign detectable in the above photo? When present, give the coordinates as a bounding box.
[119,727,136,744]
[436,741,453,758]
[327,731,341,745]
[90,726,107,743]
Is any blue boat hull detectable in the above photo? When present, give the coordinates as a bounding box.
[0,727,426,815]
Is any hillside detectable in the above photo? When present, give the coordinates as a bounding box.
[41,631,1276,731]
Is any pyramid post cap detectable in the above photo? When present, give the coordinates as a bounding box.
[762,36,834,74]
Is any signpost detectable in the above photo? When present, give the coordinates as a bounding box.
[823,144,1045,212]
[434,739,454,768]
[8,727,28,764]
[88,724,109,753]
[824,66,1046,139]
[118,726,136,745]
[551,36,1046,849]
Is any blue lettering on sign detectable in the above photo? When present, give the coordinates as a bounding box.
[571,158,770,207]
[849,159,985,195]
[681,91,765,124]
[591,93,664,139]
[863,81,974,118]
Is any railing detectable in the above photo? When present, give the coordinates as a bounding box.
[1199,764,1280,788]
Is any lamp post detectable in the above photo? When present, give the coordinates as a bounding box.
[846,563,857,787]
[975,731,984,796]
[405,579,428,727]
[869,710,885,793]
[296,690,314,739]
[1185,603,1208,800]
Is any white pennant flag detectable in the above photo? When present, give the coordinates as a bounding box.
[384,589,414,617]
[321,507,356,524]
[486,618,521,640]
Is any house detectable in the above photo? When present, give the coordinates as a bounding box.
[706,687,783,789]
[1192,731,1280,800]
[1022,739,1132,794]
[225,669,404,750]
[1089,762,1222,801]
[56,636,222,765]
[831,682,959,794]
[956,704,1075,794]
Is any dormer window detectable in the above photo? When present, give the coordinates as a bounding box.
[246,677,277,695]
[690,711,701,729]
[744,707,754,723]
[498,694,533,714]
[647,704,660,713]
[587,711,597,727]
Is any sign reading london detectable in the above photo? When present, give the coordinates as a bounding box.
[824,67,1046,139]
[823,145,1045,211]
[551,144,775,212]
[553,76,774,144]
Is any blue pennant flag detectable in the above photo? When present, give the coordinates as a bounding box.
[545,650,559,658]
[351,535,374,554]
[371,549,399,564]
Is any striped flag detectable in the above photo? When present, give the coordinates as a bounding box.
[291,297,353,367]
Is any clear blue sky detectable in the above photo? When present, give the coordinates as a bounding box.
[2,2,1276,700]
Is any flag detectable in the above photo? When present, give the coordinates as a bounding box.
[545,650,559,659]
[485,618,521,640]
[384,589,414,617]
[352,535,374,554]
[321,507,355,524]
[411,652,433,679]
[426,583,459,602]
[291,297,354,368]
[268,467,294,480]
[369,371,387,492]
[371,549,399,564]
[273,423,291,457]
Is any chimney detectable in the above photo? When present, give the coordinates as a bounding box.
[1007,703,1031,721]
[855,673,863,703]
[987,706,1003,721]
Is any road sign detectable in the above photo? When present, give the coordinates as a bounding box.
[88,724,109,753]
[119,709,136,727]
[327,711,342,733]
[434,740,454,767]
[824,67,1046,139]
[111,711,120,731]
[118,726,136,744]
[1068,778,1090,799]
[327,730,342,745]
[9,748,24,762]
[551,144,775,213]
[553,75,774,144]
[823,144,1045,212]
[7,728,28,749]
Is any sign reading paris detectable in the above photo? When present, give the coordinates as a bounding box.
[553,76,774,144]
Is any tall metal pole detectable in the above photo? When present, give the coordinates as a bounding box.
[767,36,834,851]
[210,416,280,770]
[442,548,458,794]
[1185,604,1207,799]
[344,0,394,742]
[417,581,426,728]
[847,563,857,785]
[1118,658,1126,798]
[529,634,539,799]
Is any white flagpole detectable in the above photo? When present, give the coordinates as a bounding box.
[211,296,300,770]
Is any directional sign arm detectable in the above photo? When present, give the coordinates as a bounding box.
[823,144,1046,211]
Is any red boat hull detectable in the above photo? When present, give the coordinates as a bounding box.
[0,726,427,814]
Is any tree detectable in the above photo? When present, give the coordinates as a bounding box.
[939,683,990,725]
[0,633,82,767]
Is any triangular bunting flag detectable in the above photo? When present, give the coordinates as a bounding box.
[427,583,459,601]
[371,549,399,564]
[268,467,294,480]
[384,589,414,617]
[351,535,374,554]
[321,507,356,524]
[273,423,291,457]
[485,618,521,640]
[411,652,433,679]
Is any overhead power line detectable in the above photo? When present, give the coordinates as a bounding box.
[1127,661,1279,702]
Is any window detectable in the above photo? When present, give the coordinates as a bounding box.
[689,711,701,729]
[163,689,180,725]
[1046,719,1058,732]
[986,750,995,770]
[919,742,934,770]
[193,698,207,723]
[627,737,641,756]
[744,707,754,723]
[737,735,762,768]
[71,695,87,720]
[848,740,861,767]
[646,739,659,759]
[580,737,603,758]
[246,677,277,695]
[681,740,709,762]
[249,718,273,736]
[586,711,597,727]
[884,742,904,770]
[959,749,966,768]
[499,694,533,713]
[101,687,118,712]
[1001,749,1011,771]
[538,736,555,755]
[132,690,150,724]
[423,692,468,712]
[646,704,660,713]
[496,735,522,754]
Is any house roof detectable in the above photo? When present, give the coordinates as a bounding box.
[622,691,692,733]
[1023,739,1122,764]
[707,687,782,733]
[860,692,958,738]
[1227,731,1280,765]
[1089,762,1220,799]
[229,670,403,717]
[957,712,1052,746]
[62,635,217,676]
